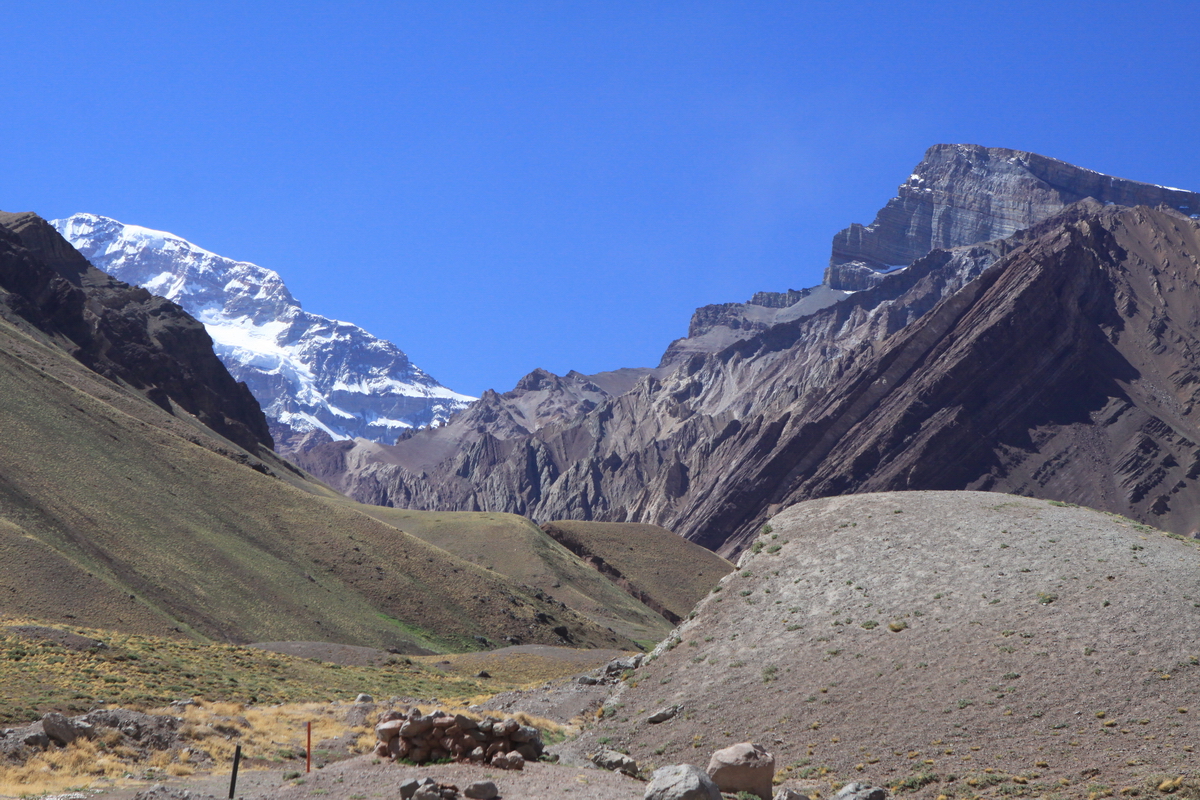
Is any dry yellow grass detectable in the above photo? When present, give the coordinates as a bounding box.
[413,647,621,687]
[0,692,575,796]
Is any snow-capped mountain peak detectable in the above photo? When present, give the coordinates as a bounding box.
[52,213,474,453]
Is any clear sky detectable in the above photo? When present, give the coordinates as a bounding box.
[4,2,1199,396]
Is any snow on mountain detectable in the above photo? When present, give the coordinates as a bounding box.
[52,213,474,452]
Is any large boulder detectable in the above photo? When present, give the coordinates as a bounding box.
[644,764,721,800]
[706,742,774,800]
[41,712,94,746]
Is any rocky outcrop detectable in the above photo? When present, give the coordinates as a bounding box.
[826,143,1200,289]
[660,284,849,367]
[0,211,273,454]
[1,709,180,764]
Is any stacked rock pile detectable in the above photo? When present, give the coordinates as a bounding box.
[373,708,543,769]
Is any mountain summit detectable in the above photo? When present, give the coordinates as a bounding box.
[52,214,473,453]
[827,143,1200,290]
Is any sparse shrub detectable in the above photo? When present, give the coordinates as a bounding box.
[860,620,879,630]
[888,621,908,633]
[762,665,778,683]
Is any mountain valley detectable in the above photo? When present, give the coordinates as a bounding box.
[7,144,1200,799]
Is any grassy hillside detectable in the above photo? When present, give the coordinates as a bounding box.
[539,520,734,622]
[0,315,629,653]
[349,506,673,648]
[0,621,623,726]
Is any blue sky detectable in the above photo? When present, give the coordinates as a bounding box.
[4,2,1200,396]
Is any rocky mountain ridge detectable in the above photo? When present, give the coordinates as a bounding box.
[665,143,1200,364]
[828,142,1200,290]
[297,146,1200,556]
[52,214,473,455]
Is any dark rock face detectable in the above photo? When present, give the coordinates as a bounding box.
[0,211,273,454]
[827,143,1200,289]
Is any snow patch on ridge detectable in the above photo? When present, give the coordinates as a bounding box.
[52,213,475,446]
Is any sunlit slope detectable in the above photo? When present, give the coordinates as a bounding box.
[349,505,672,647]
[0,315,629,653]
[540,520,734,622]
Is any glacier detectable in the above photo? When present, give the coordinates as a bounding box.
[52,213,474,453]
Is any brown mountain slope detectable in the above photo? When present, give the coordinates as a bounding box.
[570,491,1200,796]
[339,505,676,647]
[539,520,734,623]
[0,271,630,652]
[758,204,1200,545]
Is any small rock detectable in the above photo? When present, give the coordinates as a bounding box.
[510,724,539,743]
[646,704,680,724]
[605,655,643,674]
[775,790,809,800]
[401,777,436,800]
[707,742,775,800]
[577,674,599,685]
[644,764,722,800]
[475,670,492,678]
[491,751,524,770]
[375,719,405,742]
[21,722,49,749]
[355,693,374,703]
[833,783,889,800]
[592,748,640,777]
[463,780,499,799]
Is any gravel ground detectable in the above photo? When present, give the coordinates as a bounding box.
[75,758,647,800]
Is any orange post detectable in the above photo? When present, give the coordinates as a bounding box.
[306,720,312,773]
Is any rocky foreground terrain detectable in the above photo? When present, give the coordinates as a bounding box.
[22,491,1199,800]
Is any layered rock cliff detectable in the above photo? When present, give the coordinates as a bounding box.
[661,145,1200,364]
[826,143,1200,289]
